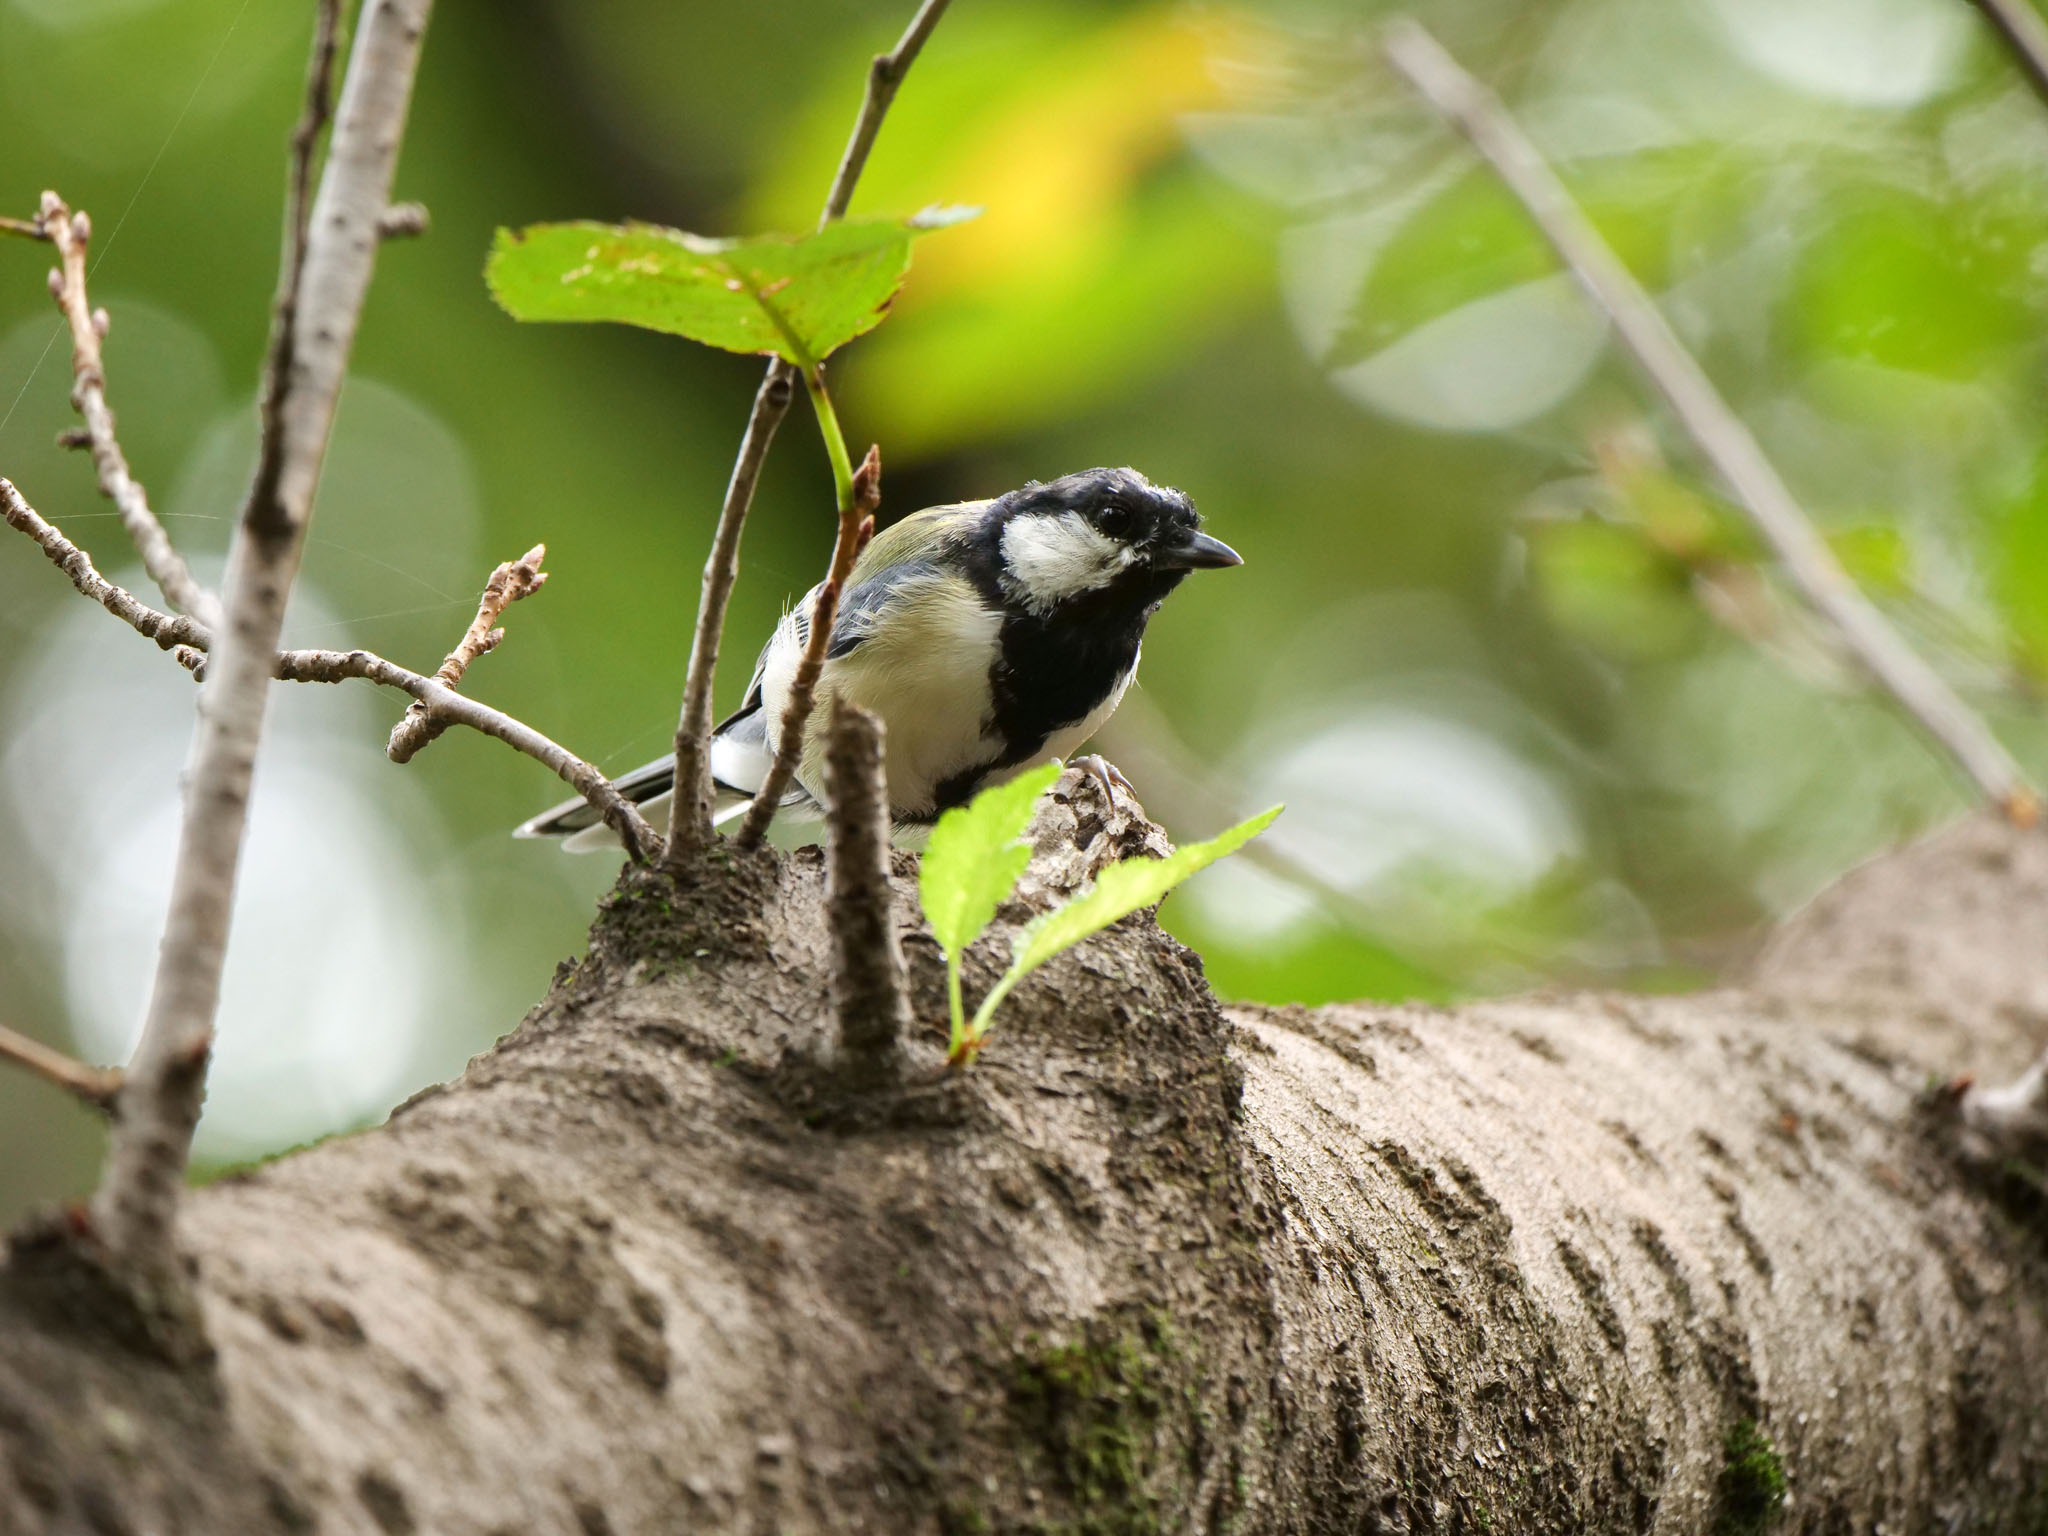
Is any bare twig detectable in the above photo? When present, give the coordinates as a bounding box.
[1383,18,2039,828]
[387,542,547,762]
[27,194,221,628]
[665,363,797,860]
[1967,0,2048,107]
[823,699,910,1070]
[664,0,954,865]
[3,478,207,652]
[241,0,344,552]
[0,1021,120,1114]
[92,0,432,1293]
[735,443,880,848]
[819,0,955,226]
[278,647,661,861]
[3,477,657,862]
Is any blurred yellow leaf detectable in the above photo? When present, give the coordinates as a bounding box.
[748,2,1275,455]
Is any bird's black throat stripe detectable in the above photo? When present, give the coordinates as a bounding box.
[930,511,1188,814]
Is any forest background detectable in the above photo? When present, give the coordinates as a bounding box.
[6,0,2046,1214]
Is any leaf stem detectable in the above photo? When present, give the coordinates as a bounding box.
[807,367,856,516]
[954,965,1023,1065]
[946,954,966,1057]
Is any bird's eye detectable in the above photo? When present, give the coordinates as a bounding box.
[1097,504,1134,539]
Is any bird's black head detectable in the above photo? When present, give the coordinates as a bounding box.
[985,467,1240,617]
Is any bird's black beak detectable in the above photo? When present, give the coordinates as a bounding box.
[1154,529,1243,571]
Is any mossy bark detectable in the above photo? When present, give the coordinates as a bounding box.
[2,776,2046,1534]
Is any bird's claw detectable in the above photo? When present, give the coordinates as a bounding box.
[1072,754,1134,804]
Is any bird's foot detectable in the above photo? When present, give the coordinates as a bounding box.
[1072,753,1135,805]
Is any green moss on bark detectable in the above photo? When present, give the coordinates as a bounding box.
[1006,1314,1183,1536]
[1715,1419,1786,1536]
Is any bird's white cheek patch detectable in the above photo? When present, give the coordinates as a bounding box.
[1000,512,1127,613]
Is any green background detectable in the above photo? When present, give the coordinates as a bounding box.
[4,0,2046,1219]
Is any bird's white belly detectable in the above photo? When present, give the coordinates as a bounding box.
[768,577,1005,817]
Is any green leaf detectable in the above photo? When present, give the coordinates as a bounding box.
[1997,445,2048,683]
[1332,148,1750,368]
[918,763,1063,960]
[1825,523,1910,596]
[1007,805,1283,980]
[1529,520,1700,661]
[485,210,975,365]
[1790,188,2040,382]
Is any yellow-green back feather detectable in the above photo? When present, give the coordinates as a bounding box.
[849,500,989,586]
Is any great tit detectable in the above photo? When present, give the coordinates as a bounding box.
[517,466,1241,850]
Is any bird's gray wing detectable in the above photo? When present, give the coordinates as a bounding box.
[518,503,986,844]
[824,559,948,660]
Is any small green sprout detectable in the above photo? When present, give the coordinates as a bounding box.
[918,769,1281,1065]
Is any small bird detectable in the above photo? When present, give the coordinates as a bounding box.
[517,466,1241,850]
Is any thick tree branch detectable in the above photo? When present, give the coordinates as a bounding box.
[0,1022,119,1114]
[1967,0,2048,106]
[1383,18,2040,828]
[664,0,954,865]
[6,803,2047,1533]
[386,542,547,762]
[91,0,432,1295]
[2,478,657,862]
[822,698,909,1070]
[734,442,879,848]
[24,195,221,628]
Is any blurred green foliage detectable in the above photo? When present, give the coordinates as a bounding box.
[4,0,2048,1219]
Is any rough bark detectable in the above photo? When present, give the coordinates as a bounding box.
[2,778,2045,1535]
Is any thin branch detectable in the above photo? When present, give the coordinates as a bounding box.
[820,0,955,226]
[1967,0,2048,106]
[241,0,344,549]
[664,0,954,866]
[2,477,657,862]
[823,699,910,1071]
[0,1021,120,1114]
[92,0,432,1292]
[387,542,547,762]
[734,442,880,848]
[1383,18,2040,828]
[28,194,221,628]
[277,647,661,862]
[665,362,796,860]
[2,478,207,652]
